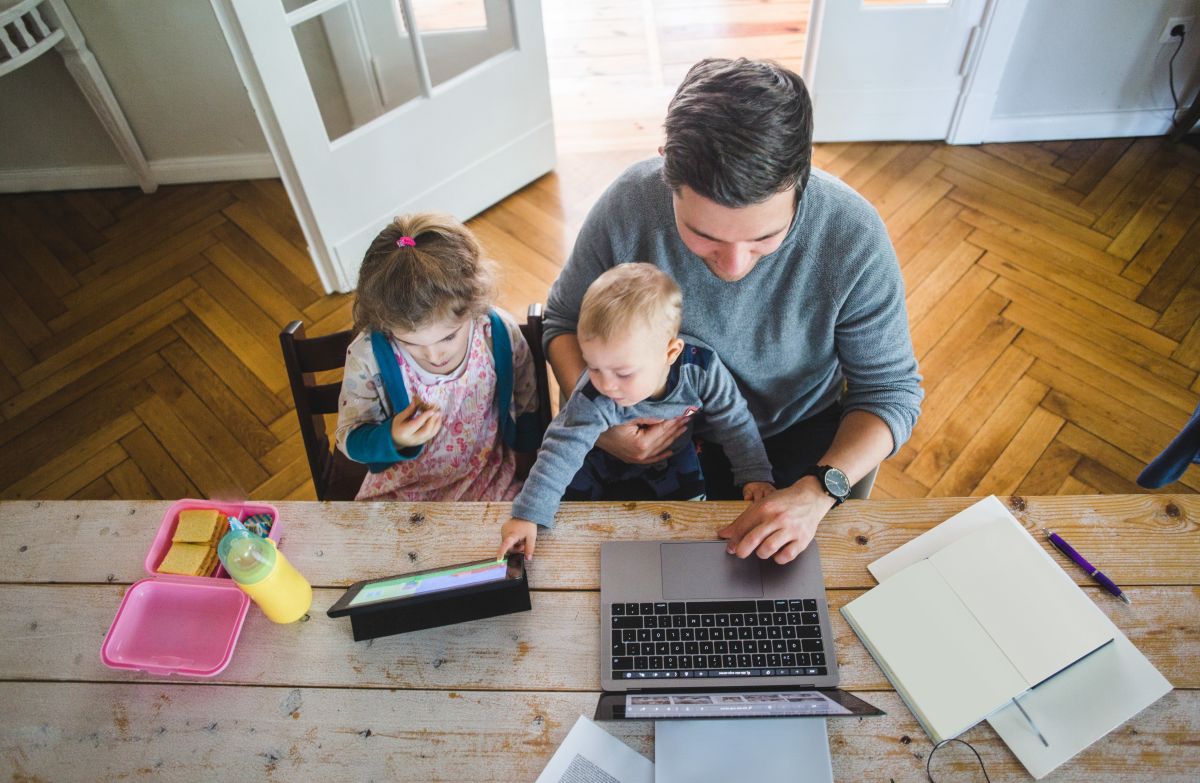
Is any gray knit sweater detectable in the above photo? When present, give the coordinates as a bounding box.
[510,341,773,528]
[544,158,923,451]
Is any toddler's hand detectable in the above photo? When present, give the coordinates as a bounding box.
[497,518,539,562]
[391,401,443,448]
[743,481,776,502]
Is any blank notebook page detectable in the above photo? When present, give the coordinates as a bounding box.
[930,521,1114,686]
[843,558,1027,742]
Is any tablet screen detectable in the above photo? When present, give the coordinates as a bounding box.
[348,559,509,608]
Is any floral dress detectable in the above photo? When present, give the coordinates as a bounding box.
[335,310,538,502]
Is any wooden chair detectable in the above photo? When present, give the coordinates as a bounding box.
[280,304,553,501]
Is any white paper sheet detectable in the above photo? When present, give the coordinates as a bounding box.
[535,715,653,783]
[867,496,1173,779]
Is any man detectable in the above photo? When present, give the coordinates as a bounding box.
[542,58,923,564]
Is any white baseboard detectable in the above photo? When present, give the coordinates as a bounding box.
[978,109,1184,143]
[0,152,279,193]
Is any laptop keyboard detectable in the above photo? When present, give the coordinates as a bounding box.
[609,599,828,680]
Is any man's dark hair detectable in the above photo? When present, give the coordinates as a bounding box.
[663,58,814,208]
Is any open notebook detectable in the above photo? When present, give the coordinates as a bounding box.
[842,518,1114,744]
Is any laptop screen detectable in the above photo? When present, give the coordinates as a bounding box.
[595,688,883,721]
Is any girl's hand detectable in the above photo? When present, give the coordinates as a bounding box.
[390,401,443,448]
[742,481,776,502]
[497,518,539,562]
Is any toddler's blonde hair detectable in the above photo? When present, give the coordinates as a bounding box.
[352,212,496,334]
[578,263,682,344]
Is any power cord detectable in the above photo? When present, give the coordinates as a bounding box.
[925,738,992,782]
[1169,26,1187,116]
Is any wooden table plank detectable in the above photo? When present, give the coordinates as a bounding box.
[1,683,1196,782]
[3,495,1198,588]
[2,585,1195,691]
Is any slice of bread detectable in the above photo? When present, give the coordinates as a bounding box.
[157,542,212,576]
[174,508,222,543]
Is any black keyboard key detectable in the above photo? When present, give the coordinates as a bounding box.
[623,629,636,642]
[737,627,752,640]
[612,616,642,629]
[667,628,680,641]
[787,640,801,652]
[708,655,721,668]
[737,654,751,667]
[772,639,786,652]
[802,638,824,652]
[730,614,744,626]
[665,656,677,669]
[637,629,651,642]
[687,615,701,627]
[649,656,662,669]
[744,640,757,653]
[798,653,810,666]
[668,602,685,614]
[803,599,818,612]
[635,656,648,669]
[679,655,693,668]
[758,613,772,625]
[686,600,757,614]
[643,615,658,629]
[757,600,774,612]
[744,613,757,626]
[782,626,796,639]
[773,613,787,625]
[714,641,728,654]
[797,626,821,638]
[774,599,788,611]
[681,628,695,641]
[685,642,699,655]
[753,627,767,640]
[654,602,668,614]
[652,629,665,642]
[715,614,729,626]
[696,628,709,641]
[700,642,714,655]
[640,603,654,615]
[782,654,795,666]
[802,612,819,625]
[812,652,826,666]
[729,640,742,653]
[701,615,715,627]
[656,642,669,655]
[723,654,737,667]
[672,615,687,628]
[611,604,624,616]
[787,612,801,624]
[612,657,633,671]
[768,654,781,667]
[752,654,766,667]
[767,627,781,639]
[789,599,803,611]
[626,602,640,615]
[670,642,684,655]
[612,642,625,655]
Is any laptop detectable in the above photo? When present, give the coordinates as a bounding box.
[594,539,882,721]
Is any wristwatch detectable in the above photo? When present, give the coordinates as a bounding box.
[803,464,851,506]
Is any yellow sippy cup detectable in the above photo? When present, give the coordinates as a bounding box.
[218,522,312,624]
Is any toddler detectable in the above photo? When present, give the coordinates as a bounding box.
[335,213,542,501]
[498,263,774,559]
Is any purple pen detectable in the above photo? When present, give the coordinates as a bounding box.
[1043,529,1131,605]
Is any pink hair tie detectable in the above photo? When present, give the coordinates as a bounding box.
[396,236,416,248]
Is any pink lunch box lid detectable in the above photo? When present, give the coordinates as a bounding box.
[100,499,282,677]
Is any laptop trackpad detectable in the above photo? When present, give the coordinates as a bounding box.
[660,542,764,600]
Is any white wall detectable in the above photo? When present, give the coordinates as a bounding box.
[984,0,1200,140]
[0,0,273,190]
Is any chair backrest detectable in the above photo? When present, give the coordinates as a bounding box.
[279,304,553,501]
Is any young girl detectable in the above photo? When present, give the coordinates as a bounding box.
[335,213,542,501]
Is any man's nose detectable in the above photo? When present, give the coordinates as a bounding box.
[716,244,753,277]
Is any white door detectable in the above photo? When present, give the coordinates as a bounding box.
[211,0,555,292]
[803,0,987,142]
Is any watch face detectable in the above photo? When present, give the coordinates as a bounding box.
[824,468,850,498]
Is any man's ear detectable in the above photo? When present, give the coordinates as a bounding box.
[658,145,665,157]
[665,337,685,364]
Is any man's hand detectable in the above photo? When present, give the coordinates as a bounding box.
[595,417,689,465]
[390,402,443,448]
[718,478,836,564]
[497,518,539,561]
[742,481,775,502]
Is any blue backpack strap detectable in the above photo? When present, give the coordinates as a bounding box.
[489,309,517,448]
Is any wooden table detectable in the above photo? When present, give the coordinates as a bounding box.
[1,496,1197,781]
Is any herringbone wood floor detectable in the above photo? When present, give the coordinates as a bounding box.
[2,1,1198,501]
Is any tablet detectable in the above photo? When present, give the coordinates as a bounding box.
[326,555,530,639]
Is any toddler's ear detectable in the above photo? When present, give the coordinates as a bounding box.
[665,337,685,364]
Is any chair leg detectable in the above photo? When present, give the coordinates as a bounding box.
[47,0,156,193]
